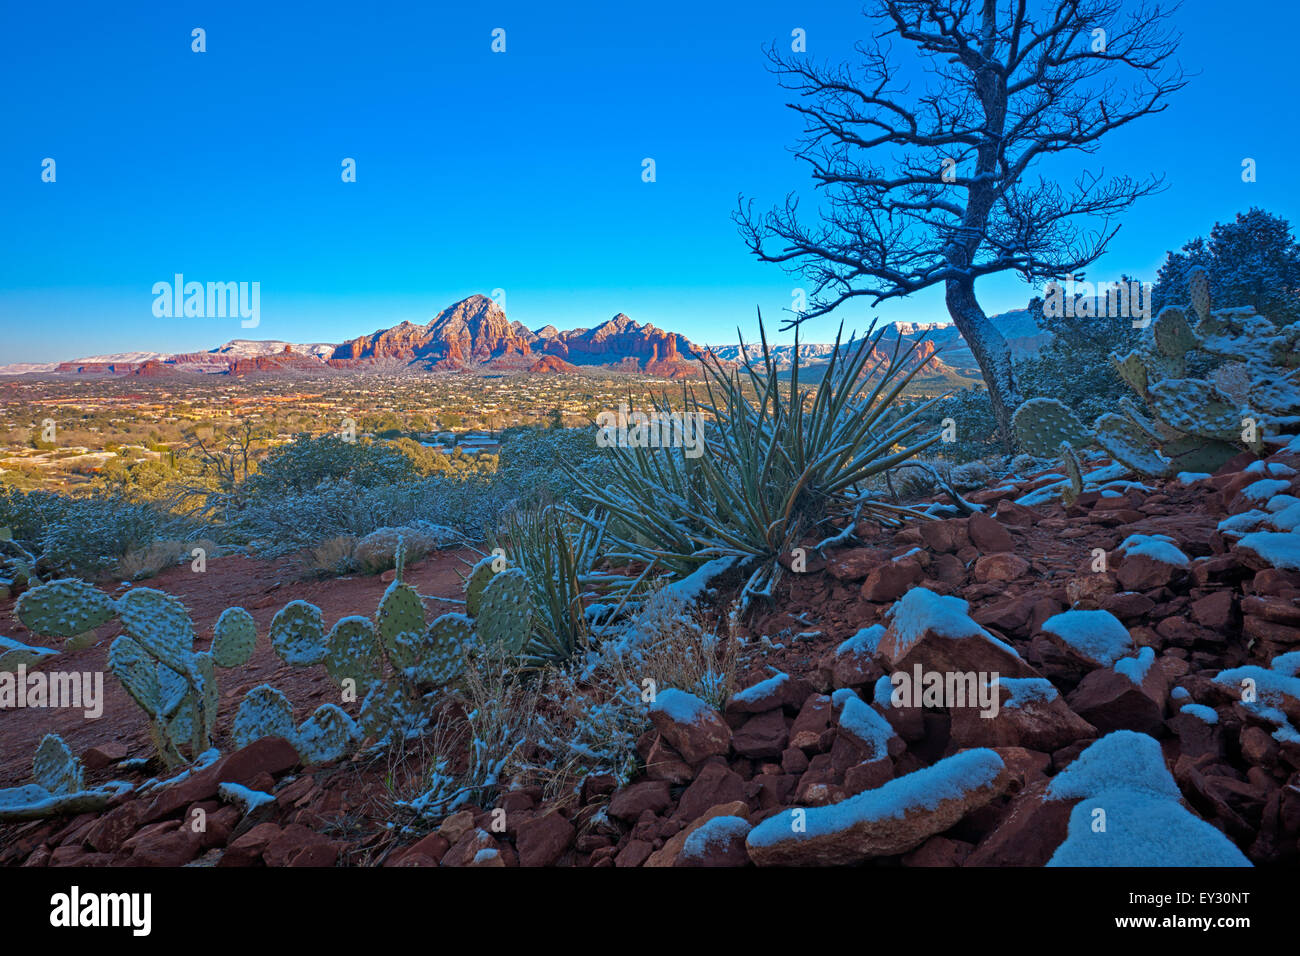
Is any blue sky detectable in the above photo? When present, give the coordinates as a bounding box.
[1,0,1296,361]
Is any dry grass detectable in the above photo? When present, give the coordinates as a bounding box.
[377,651,543,827]
[609,587,740,711]
[302,534,359,578]
[116,539,214,580]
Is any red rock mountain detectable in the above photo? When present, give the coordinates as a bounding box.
[333,296,704,374]
[42,295,710,378]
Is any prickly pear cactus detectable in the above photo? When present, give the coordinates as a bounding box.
[1188,265,1210,323]
[476,568,533,654]
[295,704,361,764]
[463,555,498,617]
[232,684,297,750]
[117,587,195,672]
[195,651,220,737]
[211,607,257,668]
[33,734,82,796]
[408,613,475,687]
[1010,399,1091,459]
[270,600,327,667]
[1014,269,1300,474]
[107,635,162,717]
[376,580,426,661]
[324,615,382,688]
[359,682,411,743]
[1059,443,1083,507]
[1094,413,1173,476]
[15,578,116,640]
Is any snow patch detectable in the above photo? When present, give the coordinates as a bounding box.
[1040,610,1133,666]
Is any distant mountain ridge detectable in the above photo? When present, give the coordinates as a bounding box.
[1,295,1048,381]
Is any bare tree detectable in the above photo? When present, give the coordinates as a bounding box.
[737,0,1186,446]
[177,420,267,522]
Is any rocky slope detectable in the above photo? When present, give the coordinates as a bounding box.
[3,442,1298,868]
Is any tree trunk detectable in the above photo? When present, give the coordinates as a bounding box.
[945,278,1021,451]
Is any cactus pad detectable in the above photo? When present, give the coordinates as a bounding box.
[1147,379,1242,442]
[409,613,475,687]
[33,734,83,796]
[107,635,162,718]
[1151,306,1198,362]
[463,555,499,617]
[15,578,116,639]
[232,684,297,750]
[1109,350,1150,400]
[295,704,361,764]
[477,567,533,654]
[376,581,426,658]
[324,615,381,688]
[1010,398,1090,458]
[117,587,195,671]
[1095,413,1171,477]
[270,600,327,667]
[211,607,257,668]
[1059,442,1083,507]
[1188,266,1210,322]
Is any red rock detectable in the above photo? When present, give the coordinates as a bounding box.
[581,774,617,804]
[789,693,833,749]
[49,846,113,867]
[726,672,813,714]
[643,735,694,784]
[972,594,1037,636]
[732,709,790,759]
[389,832,450,866]
[614,839,654,867]
[825,548,888,581]
[861,557,924,601]
[128,825,203,867]
[515,811,576,867]
[648,690,732,764]
[1117,553,1185,590]
[901,835,973,867]
[965,779,1075,866]
[967,512,1015,553]
[675,816,752,867]
[675,763,747,822]
[1101,591,1156,620]
[82,744,127,772]
[217,822,282,867]
[918,518,970,554]
[607,780,672,821]
[441,828,502,867]
[781,746,810,774]
[746,751,1012,865]
[1242,594,1300,625]
[1066,667,1165,736]
[972,552,1030,583]
[843,757,893,794]
[950,681,1097,752]
[1190,591,1238,630]
[993,500,1036,527]
[85,802,147,854]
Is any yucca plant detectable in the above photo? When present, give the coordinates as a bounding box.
[569,311,945,603]
[496,506,591,667]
